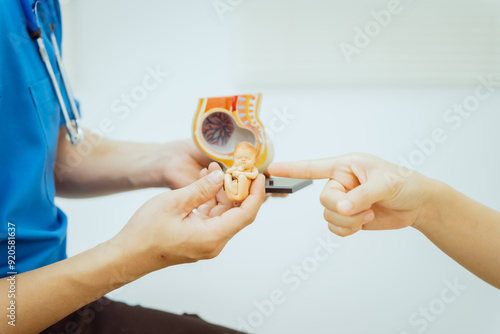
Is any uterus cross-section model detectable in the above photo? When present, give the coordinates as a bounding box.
[193,93,274,173]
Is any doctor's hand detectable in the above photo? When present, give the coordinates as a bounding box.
[155,139,214,190]
[112,162,265,276]
[268,153,434,237]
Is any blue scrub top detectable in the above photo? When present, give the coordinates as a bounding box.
[0,0,75,277]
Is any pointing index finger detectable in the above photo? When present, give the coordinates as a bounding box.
[268,158,339,180]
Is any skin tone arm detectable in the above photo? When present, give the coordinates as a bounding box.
[55,128,213,197]
[268,153,500,289]
[1,162,266,333]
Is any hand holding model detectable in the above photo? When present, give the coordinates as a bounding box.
[11,159,265,333]
[269,153,500,289]
[224,142,259,202]
[113,162,265,275]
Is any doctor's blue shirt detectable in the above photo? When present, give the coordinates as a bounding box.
[0,0,76,277]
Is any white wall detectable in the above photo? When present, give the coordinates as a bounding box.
[57,1,500,333]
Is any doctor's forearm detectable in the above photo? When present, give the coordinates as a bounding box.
[1,239,144,333]
[413,181,500,288]
[55,129,166,198]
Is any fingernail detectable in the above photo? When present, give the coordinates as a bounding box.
[351,226,361,232]
[207,170,224,184]
[364,212,375,222]
[338,199,353,213]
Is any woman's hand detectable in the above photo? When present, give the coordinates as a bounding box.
[270,153,500,288]
[268,153,435,237]
[112,162,266,276]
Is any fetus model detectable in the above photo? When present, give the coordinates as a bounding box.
[224,142,259,202]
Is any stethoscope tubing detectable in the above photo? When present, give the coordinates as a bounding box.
[21,0,84,145]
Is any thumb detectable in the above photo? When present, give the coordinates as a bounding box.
[338,179,391,215]
[175,170,224,213]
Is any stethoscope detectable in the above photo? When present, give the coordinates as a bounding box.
[20,0,84,145]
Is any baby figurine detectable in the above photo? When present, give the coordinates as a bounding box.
[224,141,259,202]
